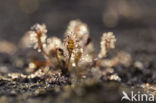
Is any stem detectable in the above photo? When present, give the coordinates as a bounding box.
[37,33,54,67]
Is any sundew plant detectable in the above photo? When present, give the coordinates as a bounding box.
[9,20,131,85]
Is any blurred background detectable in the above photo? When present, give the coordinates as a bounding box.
[0,0,156,53]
